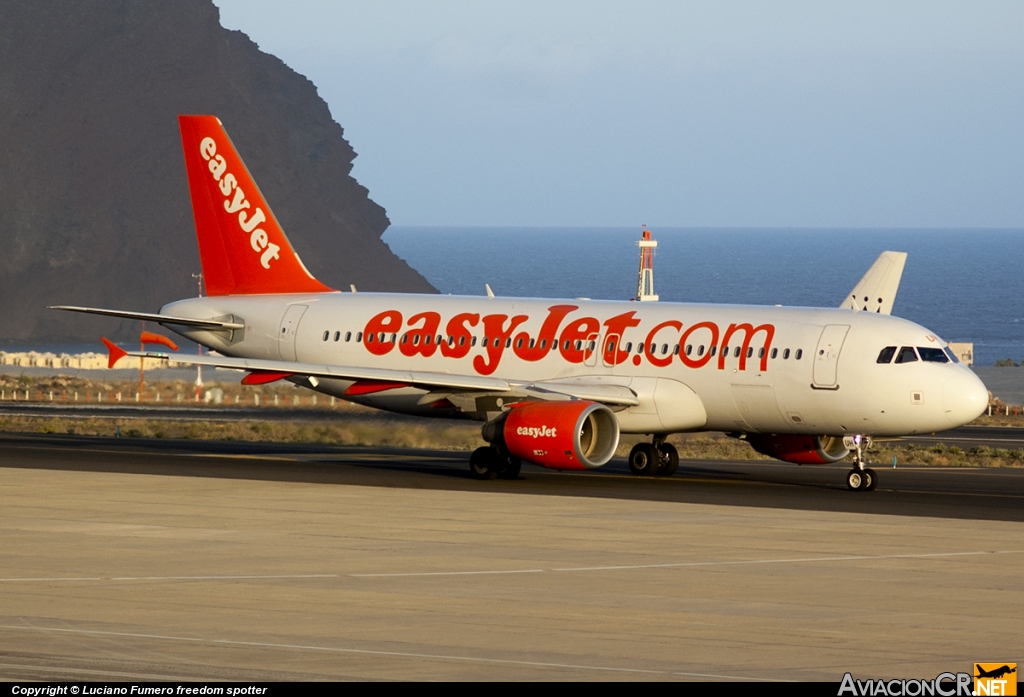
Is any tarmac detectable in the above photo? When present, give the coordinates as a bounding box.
[1,434,1022,681]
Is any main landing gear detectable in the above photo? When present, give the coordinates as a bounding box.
[469,446,522,480]
[628,435,679,477]
[846,435,877,492]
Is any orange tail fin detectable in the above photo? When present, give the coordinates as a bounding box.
[178,115,335,296]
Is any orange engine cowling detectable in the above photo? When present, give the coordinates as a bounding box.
[502,401,620,470]
[746,434,849,464]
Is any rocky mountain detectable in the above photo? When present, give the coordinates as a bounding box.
[0,0,435,343]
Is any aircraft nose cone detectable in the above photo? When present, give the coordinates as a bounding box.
[943,369,989,426]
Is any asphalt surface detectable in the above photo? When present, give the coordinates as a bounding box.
[2,433,1022,680]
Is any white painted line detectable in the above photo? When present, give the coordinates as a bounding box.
[351,569,545,578]
[550,550,1018,573]
[4,551,1019,585]
[0,625,774,680]
[0,573,337,583]
[353,549,1024,578]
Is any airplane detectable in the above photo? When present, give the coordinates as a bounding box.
[975,665,1016,680]
[52,115,989,491]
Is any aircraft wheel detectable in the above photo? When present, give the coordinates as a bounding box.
[629,443,660,476]
[656,443,679,477]
[498,455,522,480]
[469,447,498,480]
[863,467,877,491]
[846,469,864,491]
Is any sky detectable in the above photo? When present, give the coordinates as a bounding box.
[214,1,1024,228]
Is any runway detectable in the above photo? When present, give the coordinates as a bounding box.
[2,433,1022,680]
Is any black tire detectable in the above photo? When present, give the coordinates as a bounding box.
[629,443,660,476]
[863,467,877,491]
[469,447,498,480]
[846,469,864,491]
[656,442,679,477]
[498,455,522,480]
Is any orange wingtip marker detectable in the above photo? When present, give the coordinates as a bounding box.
[140,331,179,351]
[241,370,294,386]
[101,337,128,369]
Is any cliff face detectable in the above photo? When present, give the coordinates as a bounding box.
[0,0,435,343]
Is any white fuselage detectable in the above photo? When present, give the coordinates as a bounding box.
[162,292,988,437]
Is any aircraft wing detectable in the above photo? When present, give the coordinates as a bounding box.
[107,346,640,406]
[49,306,245,331]
[839,251,907,314]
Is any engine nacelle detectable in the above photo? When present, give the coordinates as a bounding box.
[746,434,849,464]
[501,401,620,470]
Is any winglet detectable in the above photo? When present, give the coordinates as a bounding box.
[840,251,908,315]
[101,338,128,369]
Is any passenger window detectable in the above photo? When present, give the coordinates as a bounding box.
[334,331,340,342]
[575,340,582,350]
[747,347,753,358]
[637,343,645,353]
[507,338,513,348]
[918,347,949,363]
[459,336,466,346]
[401,334,408,344]
[770,348,777,359]
[722,346,729,357]
[783,349,790,359]
[685,345,693,356]
[895,346,918,363]
[413,335,420,345]
[540,339,546,349]
[758,347,765,359]
[471,336,477,347]
[322,331,329,341]
[356,332,363,343]
[795,349,803,360]
[515,338,523,349]
[734,346,741,358]
[529,338,536,349]
[366,333,374,344]
[877,346,897,364]
[674,345,680,356]
[345,332,352,342]
[698,345,705,356]
[624,342,632,353]
[710,346,717,357]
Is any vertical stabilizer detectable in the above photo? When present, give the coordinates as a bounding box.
[178,115,335,296]
[840,251,907,314]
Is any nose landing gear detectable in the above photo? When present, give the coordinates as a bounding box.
[845,435,877,491]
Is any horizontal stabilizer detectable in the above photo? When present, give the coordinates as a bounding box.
[49,306,245,331]
[101,337,128,369]
[840,251,907,315]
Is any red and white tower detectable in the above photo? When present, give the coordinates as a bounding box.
[636,227,658,302]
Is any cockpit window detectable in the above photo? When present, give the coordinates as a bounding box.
[918,347,950,363]
[894,346,918,364]
[943,347,959,363]
[877,346,897,364]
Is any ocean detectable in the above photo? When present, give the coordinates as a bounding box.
[383,227,1024,368]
